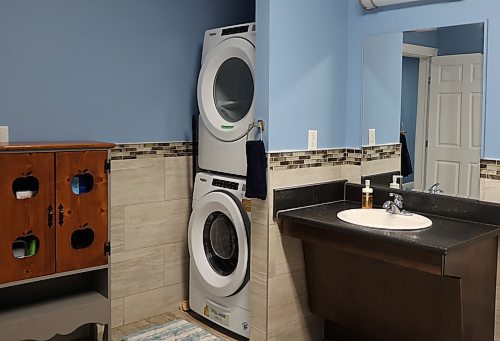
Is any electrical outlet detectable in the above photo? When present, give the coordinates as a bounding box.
[368,129,376,146]
[0,126,8,143]
[308,130,318,150]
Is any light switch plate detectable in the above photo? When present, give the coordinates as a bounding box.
[308,130,318,150]
[368,129,376,146]
[0,126,8,143]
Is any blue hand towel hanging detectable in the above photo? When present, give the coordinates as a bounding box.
[245,140,267,200]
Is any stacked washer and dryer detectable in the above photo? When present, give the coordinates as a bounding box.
[188,23,256,338]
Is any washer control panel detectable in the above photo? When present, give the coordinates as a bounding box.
[212,178,239,190]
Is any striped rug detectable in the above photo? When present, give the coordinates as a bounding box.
[123,319,223,341]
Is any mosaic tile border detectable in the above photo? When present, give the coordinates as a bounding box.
[481,159,500,180]
[269,148,362,171]
[362,143,401,162]
[110,142,192,160]
[268,144,401,171]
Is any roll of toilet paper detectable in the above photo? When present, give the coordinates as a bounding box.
[0,126,8,143]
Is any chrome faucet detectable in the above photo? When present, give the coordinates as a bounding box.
[383,193,412,216]
[428,183,444,194]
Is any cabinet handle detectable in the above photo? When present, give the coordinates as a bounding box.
[58,204,64,226]
[47,205,54,228]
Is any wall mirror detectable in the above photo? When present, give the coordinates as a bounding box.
[361,22,485,199]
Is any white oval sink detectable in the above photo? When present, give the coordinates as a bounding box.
[337,209,432,230]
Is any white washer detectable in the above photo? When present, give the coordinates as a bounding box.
[188,172,250,338]
[197,23,256,177]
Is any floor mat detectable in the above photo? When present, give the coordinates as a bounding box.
[123,319,223,341]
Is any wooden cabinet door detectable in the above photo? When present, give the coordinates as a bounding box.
[0,153,56,284]
[55,151,109,272]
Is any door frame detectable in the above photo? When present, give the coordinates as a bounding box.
[402,43,437,192]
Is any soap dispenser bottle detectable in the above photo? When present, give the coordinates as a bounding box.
[362,180,373,209]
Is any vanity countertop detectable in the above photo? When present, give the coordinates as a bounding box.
[278,200,500,255]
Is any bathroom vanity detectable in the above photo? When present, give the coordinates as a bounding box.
[276,182,500,341]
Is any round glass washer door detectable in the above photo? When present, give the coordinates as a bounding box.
[198,37,255,142]
[188,191,250,297]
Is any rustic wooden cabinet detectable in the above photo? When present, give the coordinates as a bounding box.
[0,152,56,284]
[55,150,110,273]
[0,141,114,341]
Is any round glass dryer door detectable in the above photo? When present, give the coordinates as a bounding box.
[188,191,250,297]
[198,38,255,142]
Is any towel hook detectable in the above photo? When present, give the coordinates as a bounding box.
[245,120,265,142]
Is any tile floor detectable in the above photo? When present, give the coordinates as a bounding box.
[110,310,242,341]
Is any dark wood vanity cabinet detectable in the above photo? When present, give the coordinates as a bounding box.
[282,217,498,341]
[0,143,113,284]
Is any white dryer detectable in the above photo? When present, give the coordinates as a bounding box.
[197,23,256,177]
[188,172,250,338]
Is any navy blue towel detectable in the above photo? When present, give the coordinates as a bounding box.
[400,133,413,177]
[245,140,267,200]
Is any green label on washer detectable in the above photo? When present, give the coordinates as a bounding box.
[221,125,234,129]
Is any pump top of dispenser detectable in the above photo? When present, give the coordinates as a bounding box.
[362,180,373,194]
[390,175,403,189]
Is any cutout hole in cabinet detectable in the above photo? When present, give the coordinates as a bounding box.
[12,176,39,199]
[71,173,94,195]
[71,228,95,249]
[12,235,40,259]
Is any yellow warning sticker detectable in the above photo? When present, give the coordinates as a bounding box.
[206,304,230,327]
[242,199,252,212]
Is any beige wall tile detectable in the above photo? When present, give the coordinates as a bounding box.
[165,156,193,201]
[268,294,311,332]
[480,178,486,201]
[251,273,268,332]
[269,166,343,189]
[341,164,362,184]
[268,314,323,341]
[165,241,189,286]
[251,198,269,226]
[124,199,190,250]
[251,222,269,279]
[268,269,308,305]
[123,283,188,324]
[111,298,124,328]
[362,157,400,177]
[269,223,305,278]
[111,207,125,254]
[250,326,267,341]
[111,246,165,299]
[111,158,165,207]
[482,179,500,203]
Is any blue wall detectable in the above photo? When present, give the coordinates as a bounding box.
[437,23,484,55]
[404,30,438,47]
[257,0,348,151]
[400,57,419,183]
[346,0,500,159]
[362,32,402,146]
[0,0,254,143]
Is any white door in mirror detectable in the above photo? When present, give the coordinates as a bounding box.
[337,208,432,230]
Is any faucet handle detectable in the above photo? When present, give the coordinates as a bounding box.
[389,192,403,201]
[389,193,403,208]
[428,183,444,194]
